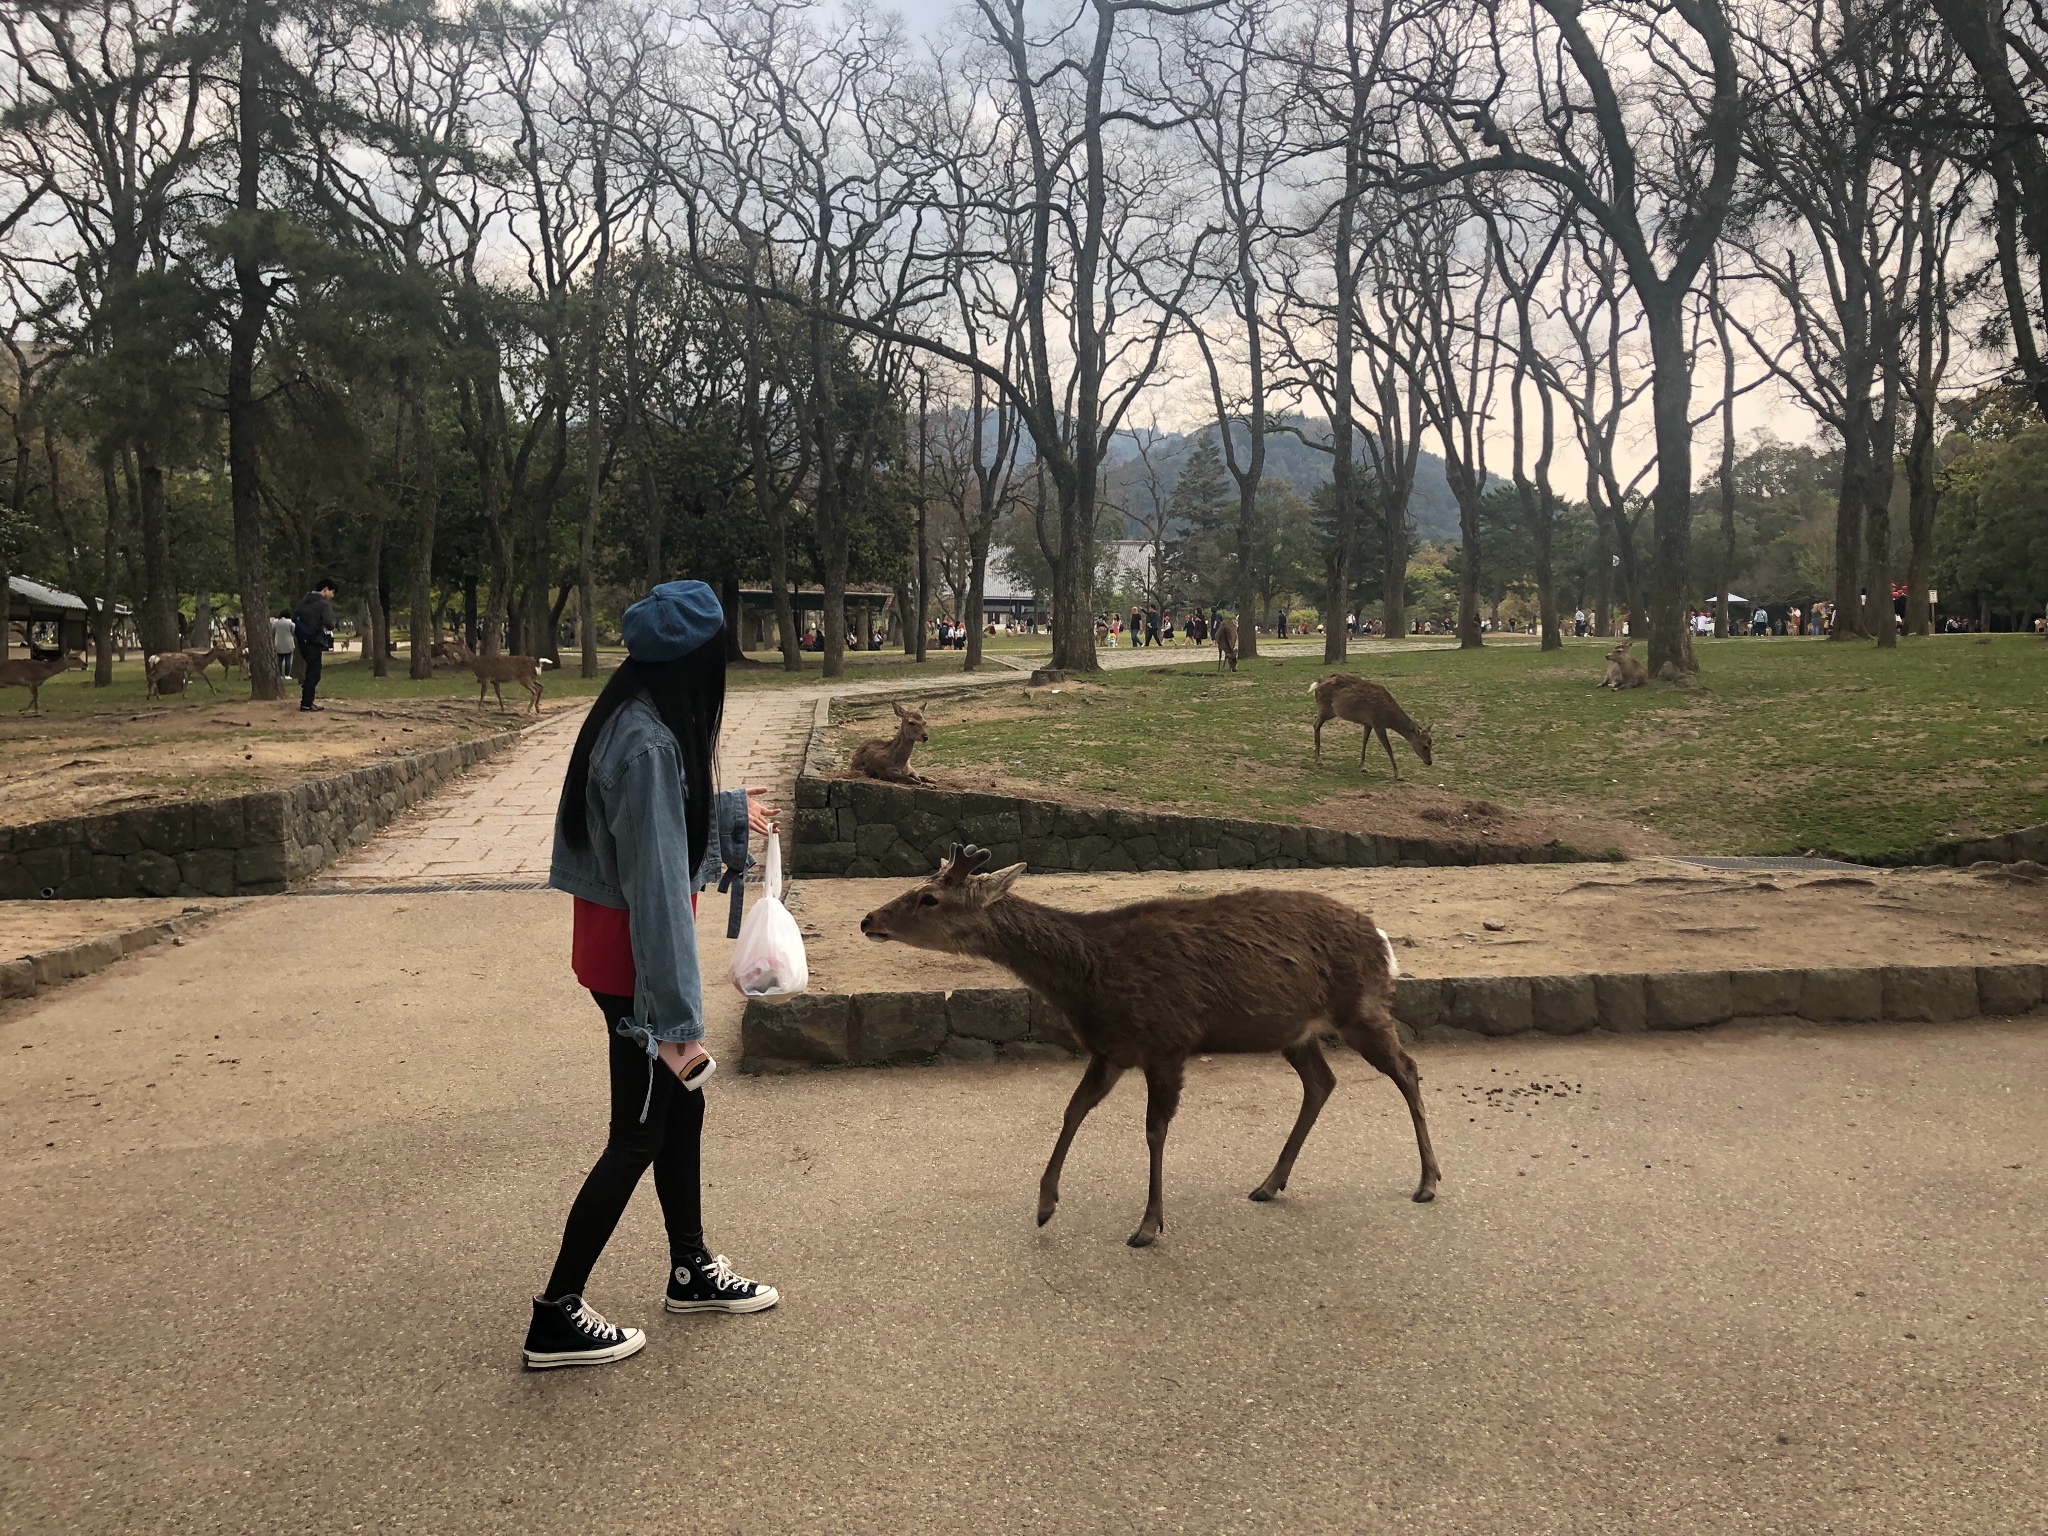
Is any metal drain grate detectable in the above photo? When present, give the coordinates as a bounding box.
[290,879,555,895]
[1677,855,1874,874]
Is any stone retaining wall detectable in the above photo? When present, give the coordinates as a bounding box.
[1913,823,2048,868]
[792,699,1584,877]
[0,729,519,900]
[740,961,2048,1071]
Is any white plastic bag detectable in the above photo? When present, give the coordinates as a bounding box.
[727,833,809,996]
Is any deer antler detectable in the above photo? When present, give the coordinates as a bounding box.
[939,843,993,884]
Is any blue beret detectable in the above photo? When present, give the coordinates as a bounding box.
[621,580,725,663]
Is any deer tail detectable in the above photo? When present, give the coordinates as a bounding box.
[1375,926,1400,979]
[538,658,555,670]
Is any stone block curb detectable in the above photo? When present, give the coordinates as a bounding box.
[2,907,230,1005]
[0,727,522,899]
[738,960,2048,1073]
[793,697,1590,875]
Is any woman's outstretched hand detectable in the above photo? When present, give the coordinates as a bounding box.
[746,786,779,837]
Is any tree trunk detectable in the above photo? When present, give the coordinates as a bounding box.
[137,457,179,655]
[1452,467,1483,649]
[1643,298,1697,674]
[225,0,281,701]
[408,374,438,681]
[768,507,800,671]
[964,520,992,671]
[96,461,121,685]
[366,516,389,677]
[720,575,747,663]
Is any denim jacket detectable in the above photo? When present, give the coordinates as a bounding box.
[549,692,752,1055]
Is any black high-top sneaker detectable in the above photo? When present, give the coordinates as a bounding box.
[522,1294,647,1369]
[665,1252,781,1314]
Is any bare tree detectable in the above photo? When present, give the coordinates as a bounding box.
[1405,0,1743,674]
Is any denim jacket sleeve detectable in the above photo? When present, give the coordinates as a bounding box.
[606,738,705,1052]
[695,787,754,894]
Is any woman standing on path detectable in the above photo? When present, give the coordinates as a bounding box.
[524,580,780,1370]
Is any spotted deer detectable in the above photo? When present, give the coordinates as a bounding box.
[860,845,1440,1248]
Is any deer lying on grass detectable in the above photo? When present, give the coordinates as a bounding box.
[850,701,931,784]
[1213,617,1238,672]
[1310,673,1434,778]
[861,844,1440,1247]
[0,652,84,714]
[441,636,553,715]
[146,651,216,700]
[1598,640,1648,690]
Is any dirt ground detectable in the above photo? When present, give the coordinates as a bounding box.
[0,898,226,956]
[0,696,529,827]
[787,858,2048,993]
[832,691,1668,858]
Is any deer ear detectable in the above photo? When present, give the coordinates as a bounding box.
[893,701,909,718]
[973,862,1027,902]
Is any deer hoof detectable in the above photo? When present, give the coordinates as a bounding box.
[1412,1187,1436,1203]
[1247,1186,1277,1203]
[1035,1202,1056,1227]
[1126,1230,1156,1249]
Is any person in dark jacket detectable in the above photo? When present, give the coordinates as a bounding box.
[292,579,338,711]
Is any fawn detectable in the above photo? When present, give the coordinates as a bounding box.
[849,701,931,785]
[861,845,1440,1247]
[1310,673,1434,777]
[0,652,84,714]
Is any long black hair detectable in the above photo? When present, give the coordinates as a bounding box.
[558,638,727,869]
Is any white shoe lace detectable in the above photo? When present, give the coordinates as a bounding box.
[566,1298,622,1343]
[701,1254,750,1294]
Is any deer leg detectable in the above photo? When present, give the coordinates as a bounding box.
[1129,1056,1185,1248]
[1038,1053,1123,1226]
[1377,726,1399,778]
[1314,711,1324,760]
[1251,1039,1337,1201]
[1336,1006,1441,1203]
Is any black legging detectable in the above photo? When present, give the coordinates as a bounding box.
[543,992,706,1301]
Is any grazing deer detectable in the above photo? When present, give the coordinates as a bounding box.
[1213,617,1238,672]
[1310,673,1434,777]
[0,652,84,714]
[1598,640,1648,690]
[146,651,215,700]
[442,636,553,714]
[850,701,931,784]
[861,845,1440,1247]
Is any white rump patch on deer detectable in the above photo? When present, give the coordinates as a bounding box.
[1376,927,1400,978]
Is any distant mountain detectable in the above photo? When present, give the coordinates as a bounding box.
[1096,419,1467,543]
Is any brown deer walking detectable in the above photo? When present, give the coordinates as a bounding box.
[1213,617,1238,672]
[145,651,216,700]
[0,652,84,714]
[1310,673,1434,777]
[182,643,244,685]
[1598,640,1648,690]
[860,845,1440,1247]
[850,701,931,784]
[442,637,553,715]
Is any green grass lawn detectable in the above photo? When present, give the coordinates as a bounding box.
[908,635,2048,861]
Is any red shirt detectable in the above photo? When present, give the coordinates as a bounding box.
[571,893,697,997]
